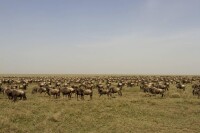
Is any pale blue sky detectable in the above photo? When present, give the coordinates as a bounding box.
[0,0,200,74]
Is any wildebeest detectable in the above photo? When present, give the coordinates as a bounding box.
[4,88,13,99]
[12,89,27,102]
[31,87,39,94]
[155,82,169,91]
[193,88,200,98]
[117,82,124,88]
[47,88,60,98]
[83,88,93,100]
[60,87,74,99]
[5,88,27,102]
[176,83,186,91]
[107,86,122,97]
[32,86,48,95]
[96,84,104,90]
[149,87,166,97]
[1,86,11,95]
[75,88,84,101]
[0,86,2,94]
[140,83,154,93]
[75,85,93,100]
[192,84,200,98]
[19,83,28,90]
[38,87,48,94]
[127,81,135,87]
[97,87,110,98]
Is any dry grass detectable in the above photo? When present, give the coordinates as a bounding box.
[0,81,200,133]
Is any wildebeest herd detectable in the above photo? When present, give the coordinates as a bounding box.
[0,75,200,102]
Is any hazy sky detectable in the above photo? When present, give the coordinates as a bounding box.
[1,0,200,75]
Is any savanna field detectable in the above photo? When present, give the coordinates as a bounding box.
[2,1,200,133]
[0,75,200,133]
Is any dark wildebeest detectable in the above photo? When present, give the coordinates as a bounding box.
[12,89,27,102]
[75,88,84,101]
[5,88,27,102]
[97,87,110,98]
[60,87,74,99]
[192,84,200,98]
[176,83,186,91]
[19,83,28,90]
[149,87,166,97]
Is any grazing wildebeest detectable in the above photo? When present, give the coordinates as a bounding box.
[38,87,48,94]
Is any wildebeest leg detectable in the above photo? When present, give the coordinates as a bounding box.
[68,93,71,100]
[23,94,27,100]
[70,93,72,99]
[119,91,122,96]
[82,95,84,100]
[118,91,120,96]
[13,96,17,102]
[90,94,92,100]
[70,93,72,100]
[77,94,79,101]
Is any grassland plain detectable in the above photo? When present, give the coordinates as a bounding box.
[0,80,200,133]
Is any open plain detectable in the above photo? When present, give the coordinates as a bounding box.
[0,75,200,133]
